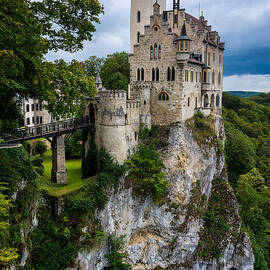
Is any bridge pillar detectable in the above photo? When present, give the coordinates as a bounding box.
[51,135,68,185]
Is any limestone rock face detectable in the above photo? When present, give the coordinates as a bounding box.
[70,118,254,270]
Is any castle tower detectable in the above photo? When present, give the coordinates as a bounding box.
[130,0,166,53]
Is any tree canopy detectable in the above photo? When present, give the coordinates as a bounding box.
[0,0,103,131]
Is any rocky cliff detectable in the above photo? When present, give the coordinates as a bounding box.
[68,116,255,270]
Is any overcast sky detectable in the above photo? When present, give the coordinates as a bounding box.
[47,0,270,92]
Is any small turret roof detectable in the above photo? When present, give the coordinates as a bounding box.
[175,21,191,41]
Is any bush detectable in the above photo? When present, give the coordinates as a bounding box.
[65,130,83,159]
[34,141,47,156]
[105,235,131,270]
[126,144,170,203]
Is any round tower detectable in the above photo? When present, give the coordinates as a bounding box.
[130,0,166,53]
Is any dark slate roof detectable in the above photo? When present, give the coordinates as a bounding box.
[188,58,204,66]
[175,22,191,41]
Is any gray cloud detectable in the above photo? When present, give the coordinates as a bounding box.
[46,0,270,91]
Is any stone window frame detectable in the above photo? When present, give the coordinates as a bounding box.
[158,92,169,101]
[26,104,30,112]
[158,45,161,59]
[154,43,158,59]
[141,68,144,81]
[167,67,171,81]
[32,117,35,124]
[150,46,153,60]
[212,71,215,84]
[156,68,159,81]
[185,70,189,82]
[218,72,221,85]
[32,104,35,111]
[188,97,190,107]
[26,118,30,125]
[152,68,156,81]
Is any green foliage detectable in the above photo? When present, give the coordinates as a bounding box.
[126,144,169,203]
[105,235,131,270]
[24,218,78,270]
[67,149,125,216]
[250,92,270,107]
[100,52,130,91]
[197,178,239,260]
[236,169,270,269]
[186,112,217,148]
[84,56,105,78]
[225,123,256,187]
[34,141,47,156]
[66,130,83,160]
[82,129,98,178]
[0,0,103,127]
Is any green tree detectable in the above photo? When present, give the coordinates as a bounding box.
[100,52,130,91]
[84,56,105,78]
[0,0,103,130]
[225,122,256,187]
[236,169,270,269]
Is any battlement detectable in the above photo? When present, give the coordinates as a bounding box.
[126,100,140,109]
[100,90,127,99]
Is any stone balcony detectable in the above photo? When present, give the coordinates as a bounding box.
[202,82,211,91]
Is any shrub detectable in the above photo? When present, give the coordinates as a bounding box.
[105,235,131,270]
[34,141,47,156]
[126,144,170,203]
[65,130,83,159]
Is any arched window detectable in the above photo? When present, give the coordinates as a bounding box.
[218,72,221,85]
[216,95,220,107]
[152,68,155,81]
[144,100,147,105]
[188,97,190,107]
[137,68,140,81]
[137,11,141,23]
[167,67,171,81]
[154,43,158,59]
[204,94,209,107]
[156,68,159,81]
[137,32,140,43]
[172,67,175,81]
[180,41,184,51]
[158,45,161,59]
[159,92,169,101]
[150,46,153,60]
[212,72,215,84]
[141,68,144,81]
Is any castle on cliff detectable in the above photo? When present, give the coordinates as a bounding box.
[85,0,225,163]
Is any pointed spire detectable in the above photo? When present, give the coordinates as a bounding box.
[176,21,191,41]
[173,0,180,10]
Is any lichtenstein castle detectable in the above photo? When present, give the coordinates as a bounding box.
[85,0,225,163]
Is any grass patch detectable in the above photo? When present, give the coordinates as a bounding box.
[37,150,95,197]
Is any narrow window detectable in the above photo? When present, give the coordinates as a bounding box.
[137,11,141,23]
[172,67,175,81]
[203,71,207,83]
[213,53,216,62]
[181,41,184,51]
[200,72,202,82]
[36,116,39,124]
[27,118,30,125]
[32,104,35,111]
[188,97,190,107]
[219,55,222,64]
[137,32,140,43]
[40,117,43,124]
[185,70,189,82]
[196,72,198,82]
[152,68,155,81]
[191,71,194,82]
[135,131,138,141]
[167,67,171,81]
[212,72,215,84]
[156,68,159,81]
[158,45,161,59]
[208,53,211,65]
[154,44,158,59]
[150,46,153,60]
[32,117,35,124]
[216,95,220,107]
[36,104,39,111]
[141,68,144,81]
[144,100,146,105]
[195,97,198,108]
[185,41,188,51]
[26,104,29,112]
[137,68,140,81]
[39,103,42,110]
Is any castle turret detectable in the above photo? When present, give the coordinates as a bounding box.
[130,0,166,53]
[176,21,191,64]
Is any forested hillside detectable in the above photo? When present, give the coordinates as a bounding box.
[223,92,270,269]
[250,92,270,107]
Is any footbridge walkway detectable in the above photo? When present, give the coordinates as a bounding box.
[2,116,93,185]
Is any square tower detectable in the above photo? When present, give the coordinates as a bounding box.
[130,0,166,53]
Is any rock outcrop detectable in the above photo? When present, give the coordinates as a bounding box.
[68,117,254,270]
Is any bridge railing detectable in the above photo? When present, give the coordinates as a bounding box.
[3,116,90,143]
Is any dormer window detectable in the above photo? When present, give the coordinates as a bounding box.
[137,11,141,23]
